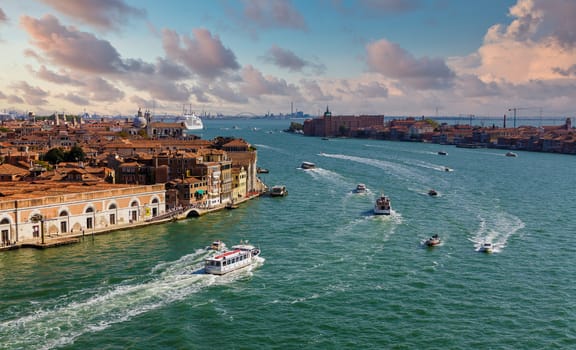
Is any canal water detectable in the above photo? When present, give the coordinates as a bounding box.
[1,119,575,349]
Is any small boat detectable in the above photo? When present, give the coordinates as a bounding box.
[443,167,453,172]
[438,151,447,155]
[478,242,494,253]
[424,234,441,247]
[270,185,288,197]
[225,202,239,209]
[428,189,438,196]
[505,152,518,157]
[208,240,227,251]
[256,167,269,174]
[355,183,367,193]
[204,242,261,275]
[373,194,391,215]
[301,161,316,169]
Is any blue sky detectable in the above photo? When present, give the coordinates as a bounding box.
[1,0,575,118]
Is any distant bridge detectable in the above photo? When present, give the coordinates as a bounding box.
[234,112,259,117]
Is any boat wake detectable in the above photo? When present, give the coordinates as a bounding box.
[470,211,525,253]
[319,153,429,185]
[0,249,263,350]
[302,167,347,187]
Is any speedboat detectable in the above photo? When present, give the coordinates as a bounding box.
[301,161,316,169]
[373,194,391,215]
[428,189,438,196]
[443,167,453,172]
[270,185,288,197]
[205,242,261,275]
[505,152,518,157]
[438,151,447,155]
[208,240,227,251]
[355,183,367,193]
[424,234,441,247]
[478,242,494,253]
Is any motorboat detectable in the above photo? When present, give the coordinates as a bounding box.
[505,152,518,157]
[428,189,438,196]
[424,234,441,247]
[355,183,367,193]
[438,151,448,155]
[270,185,288,197]
[443,167,453,172]
[373,194,391,215]
[478,242,494,253]
[208,240,227,251]
[256,167,269,174]
[301,161,316,169]
[205,242,261,275]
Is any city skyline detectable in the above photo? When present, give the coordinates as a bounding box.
[1,0,576,118]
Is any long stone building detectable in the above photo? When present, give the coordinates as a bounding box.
[0,183,165,247]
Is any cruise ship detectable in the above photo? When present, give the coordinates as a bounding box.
[175,110,204,131]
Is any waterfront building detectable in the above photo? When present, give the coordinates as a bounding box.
[303,107,385,137]
[0,183,166,247]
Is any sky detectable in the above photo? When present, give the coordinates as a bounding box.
[1,0,576,118]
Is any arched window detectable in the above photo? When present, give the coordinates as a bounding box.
[85,207,94,229]
[59,211,69,233]
[130,201,139,222]
[108,203,117,225]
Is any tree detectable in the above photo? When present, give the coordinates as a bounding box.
[44,148,66,164]
[65,145,86,162]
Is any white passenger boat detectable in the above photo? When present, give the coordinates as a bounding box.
[205,243,261,275]
[373,194,391,215]
[478,242,494,253]
[270,185,288,197]
[355,183,367,193]
[301,161,316,169]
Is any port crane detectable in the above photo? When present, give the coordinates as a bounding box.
[507,107,542,128]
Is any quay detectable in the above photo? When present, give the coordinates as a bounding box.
[0,191,264,251]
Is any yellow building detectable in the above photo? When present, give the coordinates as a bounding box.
[0,183,166,246]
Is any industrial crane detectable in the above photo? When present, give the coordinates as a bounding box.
[507,107,542,128]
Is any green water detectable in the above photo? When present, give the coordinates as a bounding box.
[1,119,575,349]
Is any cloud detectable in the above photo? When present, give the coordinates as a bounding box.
[355,81,389,98]
[243,0,307,30]
[156,58,191,80]
[20,15,126,74]
[7,95,24,104]
[358,0,421,14]
[209,83,249,104]
[162,28,240,79]
[485,0,576,48]
[34,66,85,86]
[468,0,576,84]
[83,77,124,102]
[299,79,333,101]
[0,8,7,23]
[552,64,576,76]
[38,0,145,31]
[456,74,502,98]
[240,65,298,97]
[57,92,89,106]
[366,39,455,89]
[11,81,49,105]
[262,45,326,74]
